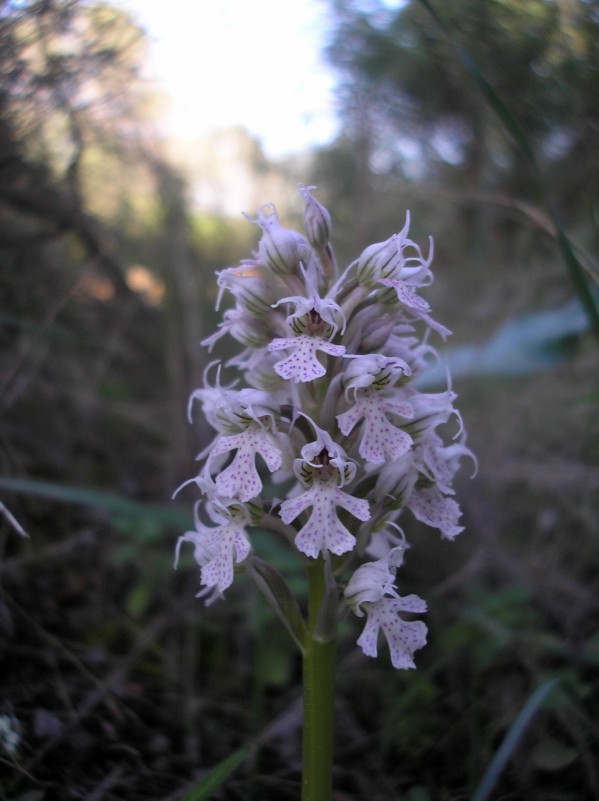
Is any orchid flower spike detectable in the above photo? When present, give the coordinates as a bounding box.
[175,184,472,671]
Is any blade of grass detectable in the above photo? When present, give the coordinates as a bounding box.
[0,500,29,537]
[418,0,599,345]
[0,474,191,529]
[178,746,249,801]
[471,678,559,801]
[418,0,536,166]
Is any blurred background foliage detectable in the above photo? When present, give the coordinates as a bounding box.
[0,0,598,799]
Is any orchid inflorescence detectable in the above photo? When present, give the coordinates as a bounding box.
[175,185,473,670]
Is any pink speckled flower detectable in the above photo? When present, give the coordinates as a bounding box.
[355,595,428,669]
[345,551,427,669]
[209,423,283,502]
[268,334,346,383]
[408,485,464,540]
[175,506,251,596]
[337,387,414,465]
[280,468,370,558]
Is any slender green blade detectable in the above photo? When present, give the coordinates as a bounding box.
[179,747,249,801]
[418,0,536,165]
[0,475,191,529]
[550,208,599,343]
[247,556,307,652]
[471,679,559,801]
[418,0,599,344]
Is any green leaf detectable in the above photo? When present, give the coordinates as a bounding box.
[246,556,307,652]
[418,0,599,346]
[179,746,249,801]
[417,0,536,165]
[125,582,152,618]
[471,678,559,801]
[0,475,192,530]
[530,736,578,772]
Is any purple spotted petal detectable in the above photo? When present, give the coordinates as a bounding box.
[268,335,345,383]
[357,597,427,669]
[212,428,282,502]
[378,277,431,313]
[200,524,251,592]
[279,476,368,558]
[409,486,464,539]
[337,389,413,465]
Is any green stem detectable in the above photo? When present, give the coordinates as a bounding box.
[302,556,337,801]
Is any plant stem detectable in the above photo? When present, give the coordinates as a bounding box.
[302,556,337,801]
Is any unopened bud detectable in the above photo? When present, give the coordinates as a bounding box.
[355,213,412,286]
[232,351,286,393]
[247,204,309,276]
[349,306,397,351]
[217,262,275,317]
[356,237,400,286]
[344,560,390,610]
[299,184,332,249]
[231,315,271,348]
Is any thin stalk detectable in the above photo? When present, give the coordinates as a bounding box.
[302,557,337,801]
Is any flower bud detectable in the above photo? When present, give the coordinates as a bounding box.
[355,238,394,286]
[342,354,411,397]
[299,184,332,249]
[249,204,310,276]
[344,559,394,611]
[375,452,416,508]
[355,213,412,286]
[209,387,276,433]
[217,262,275,317]
[360,310,397,351]
[342,354,386,392]
[237,351,288,393]
[230,315,271,348]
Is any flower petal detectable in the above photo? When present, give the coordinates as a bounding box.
[210,427,282,502]
[201,526,251,592]
[379,277,431,313]
[357,597,428,669]
[268,335,345,383]
[279,476,365,558]
[409,486,464,539]
[337,389,413,465]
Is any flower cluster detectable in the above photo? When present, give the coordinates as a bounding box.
[176,186,473,669]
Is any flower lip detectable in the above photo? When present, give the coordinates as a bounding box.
[268,334,346,384]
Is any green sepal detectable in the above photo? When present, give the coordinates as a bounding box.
[245,499,265,526]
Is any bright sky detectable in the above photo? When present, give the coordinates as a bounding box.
[117,0,340,159]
